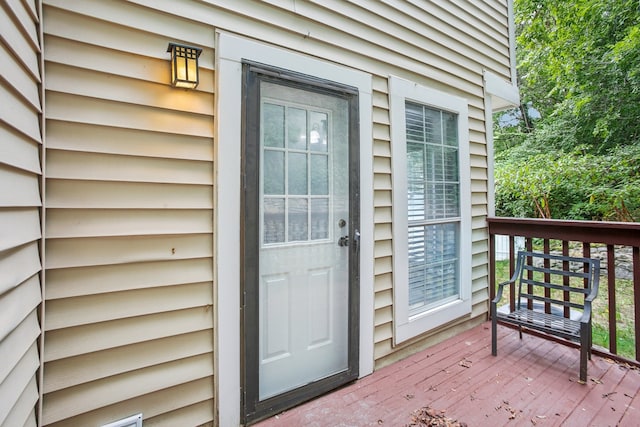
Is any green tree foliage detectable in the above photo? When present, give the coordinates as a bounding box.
[516,0,640,151]
[495,0,640,221]
[496,145,640,221]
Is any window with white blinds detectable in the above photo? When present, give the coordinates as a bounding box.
[390,76,471,343]
[405,102,460,316]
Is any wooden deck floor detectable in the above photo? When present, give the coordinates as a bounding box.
[255,321,640,427]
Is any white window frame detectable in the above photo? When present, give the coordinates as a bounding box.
[389,75,472,344]
[216,32,374,426]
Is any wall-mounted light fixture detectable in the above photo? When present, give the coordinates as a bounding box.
[167,43,202,89]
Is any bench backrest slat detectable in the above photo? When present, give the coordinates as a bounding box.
[519,293,588,310]
[522,264,592,280]
[521,278,590,295]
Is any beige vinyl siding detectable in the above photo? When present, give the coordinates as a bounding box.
[0,1,43,427]
[42,1,214,425]
[32,0,513,424]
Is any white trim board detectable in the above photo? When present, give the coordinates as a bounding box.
[483,70,520,112]
[215,31,374,426]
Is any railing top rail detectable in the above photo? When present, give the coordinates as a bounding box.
[487,217,640,246]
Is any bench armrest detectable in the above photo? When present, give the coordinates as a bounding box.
[580,300,593,324]
[491,280,514,305]
[580,272,599,324]
[586,274,599,303]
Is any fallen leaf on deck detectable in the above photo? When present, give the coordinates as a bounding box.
[459,359,472,368]
[406,406,467,427]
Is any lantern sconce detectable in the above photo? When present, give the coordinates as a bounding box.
[167,42,202,89]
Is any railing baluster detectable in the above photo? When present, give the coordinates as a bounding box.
[489,233,496,303]
[562,241,570,318]
[509,236,516,312]
[583,243,591,292]
[608,245,617,354]
[542,240,550,313]
[634,246,640,362]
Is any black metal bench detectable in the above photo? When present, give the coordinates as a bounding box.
[491,251,600,382]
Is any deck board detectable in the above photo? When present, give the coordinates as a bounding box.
[255,322,640,426]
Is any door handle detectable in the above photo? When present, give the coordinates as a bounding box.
[338,230,360,249]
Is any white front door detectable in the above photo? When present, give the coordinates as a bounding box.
[258,81,350,399]
[242,64,359,423]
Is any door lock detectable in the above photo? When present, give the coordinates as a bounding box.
[338,236,349,247]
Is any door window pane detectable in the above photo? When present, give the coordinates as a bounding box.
[288,152,308,195]
[287,107,307,150]
[310,154,329,195]
[309,112,328,152]
[264,103,285,148]
[264,198,285,244]
[311,198,329,240]
[264,150,285,195]
[288,198,308,241]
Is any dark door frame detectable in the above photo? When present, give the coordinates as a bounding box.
[240,61,360,425]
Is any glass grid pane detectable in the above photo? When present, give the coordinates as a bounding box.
[288,198,308,241]
[287,107,307,150]
[310,154,329,195]
[309,112,328,152]
[443,112,458,147]
[264,198,285,244]
[288,152,308,195]
[264,150,285,195]
[264,103,285,148]
[405,102,425,142]
[311,198,329,239]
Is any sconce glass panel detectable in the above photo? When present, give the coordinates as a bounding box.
[167,43,202,89]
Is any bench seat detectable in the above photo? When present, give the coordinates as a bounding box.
[499,308,580,339]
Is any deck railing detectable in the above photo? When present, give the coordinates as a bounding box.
[488,217,640,365]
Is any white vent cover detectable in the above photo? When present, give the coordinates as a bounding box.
[102,413,143,427]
